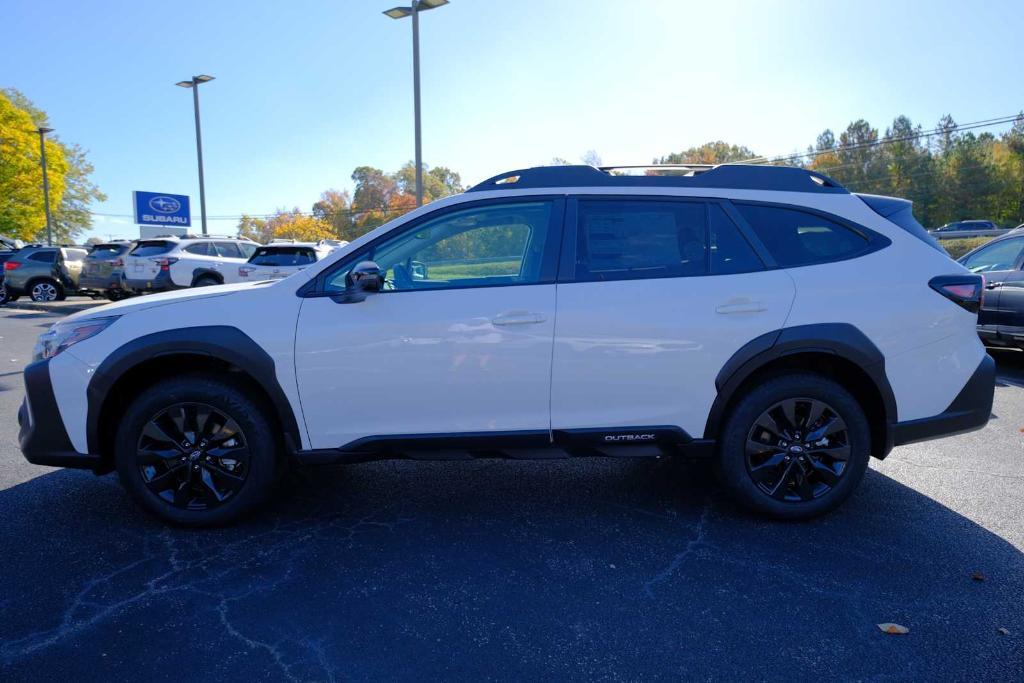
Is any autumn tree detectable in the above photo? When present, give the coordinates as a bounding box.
[237,214,272,243]
[265,208,333,241]
[2,88,103,242]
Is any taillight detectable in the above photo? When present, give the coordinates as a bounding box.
[3,261,20,271]
[150,257,179,272]
[929,275,982,313]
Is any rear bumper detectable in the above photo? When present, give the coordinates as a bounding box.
[891,354,995,447]
[79,273,124,291]
[18,358,103,471]
[125,268,179,292]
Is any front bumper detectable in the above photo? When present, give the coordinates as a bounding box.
[892,354,995,447]
[18,358,103,470]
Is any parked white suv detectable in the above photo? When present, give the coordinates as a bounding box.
[18,165,994,526]
[123,235,259,292]
[225,240,341,284]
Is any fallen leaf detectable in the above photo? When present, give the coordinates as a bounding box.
[972,571,986,582]
[998,627,1009,636]
[877,623,910,635]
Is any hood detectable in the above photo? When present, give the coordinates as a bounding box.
[62,280,277,324]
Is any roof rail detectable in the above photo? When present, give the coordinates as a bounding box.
[467,164,847,194]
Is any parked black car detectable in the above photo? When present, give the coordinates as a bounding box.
[80,241,135,300]
[934,219,1000,233]
[959,232,1024,349]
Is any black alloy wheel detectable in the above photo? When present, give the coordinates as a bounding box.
[745,397,850,502]
[136,402,250,511]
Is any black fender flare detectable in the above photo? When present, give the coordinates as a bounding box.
[86,326,303,455]
[703,323,898,443]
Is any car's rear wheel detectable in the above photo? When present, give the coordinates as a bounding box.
[29,279,63,302]
[0,285,10,305]
[115,375,280,526]
[717,373,870,520]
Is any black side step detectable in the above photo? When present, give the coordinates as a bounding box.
[292,427,717,465]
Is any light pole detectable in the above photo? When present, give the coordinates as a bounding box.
[175,74,215,234]
[383,0,448,207]
[37,127,55,246]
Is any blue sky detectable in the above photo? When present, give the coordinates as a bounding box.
[3,0,1022,240]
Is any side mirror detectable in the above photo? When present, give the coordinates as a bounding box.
[339,261,384,303]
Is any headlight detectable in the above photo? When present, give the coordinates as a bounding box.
[33,316,120,361]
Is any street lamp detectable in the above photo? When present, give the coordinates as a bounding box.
[175,74,215,234]
[37,127,55,246]
[383,0,448,207]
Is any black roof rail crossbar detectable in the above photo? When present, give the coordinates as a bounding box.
[467,164,847,194]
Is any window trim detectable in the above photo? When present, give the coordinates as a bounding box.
[728,199,891,269]
[301,195,567,298]
[559,195,772,284]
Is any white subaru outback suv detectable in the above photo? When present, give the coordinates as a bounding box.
[224,240,341,284]
[123,235,259,292]
[18,165,994,526]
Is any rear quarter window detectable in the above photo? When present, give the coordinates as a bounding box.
[733,204,871,267]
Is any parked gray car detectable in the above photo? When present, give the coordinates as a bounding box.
[79,241,135,300]
[2,245,88,302]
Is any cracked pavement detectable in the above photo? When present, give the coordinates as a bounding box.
[1,307,1022,681]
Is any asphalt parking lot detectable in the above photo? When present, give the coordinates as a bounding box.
[0,305,1022,681]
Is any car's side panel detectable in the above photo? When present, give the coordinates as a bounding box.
[51,282,310,451]
[550,269,796,438]
[294,285,558,449]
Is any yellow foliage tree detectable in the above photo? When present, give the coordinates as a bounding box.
[0,91,66,241]
[265,208,334,242]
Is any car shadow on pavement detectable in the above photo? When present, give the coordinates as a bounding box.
[0,458,1021,680]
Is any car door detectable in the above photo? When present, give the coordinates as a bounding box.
[958,236,1024,337]
[549,196,796,440]
[59,248,86,287]
[294,197,564,450]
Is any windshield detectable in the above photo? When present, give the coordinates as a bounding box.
[88,245,126,259]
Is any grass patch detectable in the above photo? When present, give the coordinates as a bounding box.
[424,260,521,280]
[940,236,994,260]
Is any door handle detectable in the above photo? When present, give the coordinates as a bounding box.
[715,300,767,314]
[492,312,547,326]
[985,281,1002,290]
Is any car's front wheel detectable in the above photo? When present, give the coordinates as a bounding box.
[718,373,870,520]
[115,375,280,526]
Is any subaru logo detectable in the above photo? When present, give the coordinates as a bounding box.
[148,196,181,213]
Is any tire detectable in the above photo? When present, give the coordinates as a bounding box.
[29,279,63,302]
[115,375,280,526]
[717,373,870,520]
[0,286,9,305]
[193,276,220,287]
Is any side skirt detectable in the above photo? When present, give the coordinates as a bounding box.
[292,427,717,465]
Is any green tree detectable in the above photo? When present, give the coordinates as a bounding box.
[2,88,103,243]
[237,214,271,243]
[656,141,755,165]
[312,189,355,239]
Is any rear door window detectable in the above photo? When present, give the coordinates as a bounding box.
[183,242,214,256]
[250,247,318,266]
[710,204,764,275]
[575,199,707,281]
[733,204,870,267]
[131,241,175,257]
[215,242,244,259]
[28,251,56,263]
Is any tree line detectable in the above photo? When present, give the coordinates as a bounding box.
[656,113,1024,229]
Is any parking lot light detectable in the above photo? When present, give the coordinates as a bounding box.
[175,75,216,235]
[383,0,449,207]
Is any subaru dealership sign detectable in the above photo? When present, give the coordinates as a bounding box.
[132,191,191,227]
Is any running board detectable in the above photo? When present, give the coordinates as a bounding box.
[292,427,717,465]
